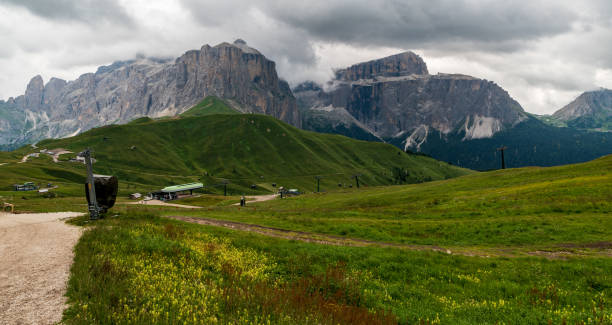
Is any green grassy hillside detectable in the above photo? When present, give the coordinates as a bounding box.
[31,106,467,194]
[173,154,612,248]
[180,96,239,117]
[61,155,612,324]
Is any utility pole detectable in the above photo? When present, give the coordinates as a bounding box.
[497,146,507,169]
[315,176,322,193]
[82,148,100,220]
[222,180,229,196]
[353,174,362,189]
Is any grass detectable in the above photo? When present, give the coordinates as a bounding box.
[58,155,612,324]
[1,100,610,323]
[63,213,611,324]
[180,96,240,117]
[20,107,467,194]
[161,154,612,250]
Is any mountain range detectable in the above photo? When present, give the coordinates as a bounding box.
[7,102,466,193]
[0,40,298,150]
[294,53,612,169]
[1,40,611,170]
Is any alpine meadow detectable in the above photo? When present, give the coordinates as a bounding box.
[1,2,612,324]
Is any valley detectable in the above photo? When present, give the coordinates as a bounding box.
[0,115,610,323]
[0,30,610,324]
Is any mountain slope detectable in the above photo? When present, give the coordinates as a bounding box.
[412,118,612,170]
[180,96,239,117]
[0,39,299,148]
[33,111,469,191]
[295,53,612,170]
[550,88,612,131]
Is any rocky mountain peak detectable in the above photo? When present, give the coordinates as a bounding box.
[553,88,612,121]
[334,51,428,81]
[24,75,44,111]
[0,40,300,147]
[551,88,612,130]
[295,51,527,150]
[43,77,67,105]
[212,39,261,55]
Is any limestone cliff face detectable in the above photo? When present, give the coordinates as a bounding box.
[1,40,299,146]
[334,52,428,81]
[294,52,527,151]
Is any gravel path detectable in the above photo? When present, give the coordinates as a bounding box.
[232,194,278,206]
[0,212,83,325]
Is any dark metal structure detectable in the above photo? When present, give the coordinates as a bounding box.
[353,174,362,189]
[497,146,507,169]
[82,149,117,220]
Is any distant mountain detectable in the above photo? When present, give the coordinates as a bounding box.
[550,88,612,131]
[294,52,528,150]
[0,39,299,148]
[295,53,612,170]
[4,41,612,170]
[32,102,469,191]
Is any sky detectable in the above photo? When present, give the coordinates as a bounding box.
[0,0,611,115]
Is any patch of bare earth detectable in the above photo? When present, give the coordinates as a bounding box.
[232,194,278,206]
[0,212,83,325]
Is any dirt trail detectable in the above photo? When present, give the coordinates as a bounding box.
[166,215,452,253]
[165,216,612,259]
[0,212,83,325]
[232,194,278,206]
[50,149,72,163]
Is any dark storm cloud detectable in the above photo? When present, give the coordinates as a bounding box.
[182,0,578,54]
[0,0,133,25]
[181,0,319,68]
[179,0,585,85]
[0,0,610,114]
[262,0,577,51]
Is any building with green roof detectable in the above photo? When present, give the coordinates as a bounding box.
[151,182,203,201]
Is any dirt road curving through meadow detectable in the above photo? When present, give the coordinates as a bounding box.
[0,212,83,325]
[232,194,278,206]
[165,215,612,259]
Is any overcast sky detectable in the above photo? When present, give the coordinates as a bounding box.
[0,0,610,114]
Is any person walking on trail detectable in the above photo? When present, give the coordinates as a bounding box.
[240,196,246,207]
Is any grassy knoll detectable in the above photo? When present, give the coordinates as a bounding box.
[63,213,611,324]
[180,96,240,117]
[33,105,467,193]
[162,154,612,250]
[58,156,612,324]
[2,97,467,198]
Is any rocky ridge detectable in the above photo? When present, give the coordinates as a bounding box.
[551,88,612,130]
[0,40,299,146]
[294,52,528,150]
